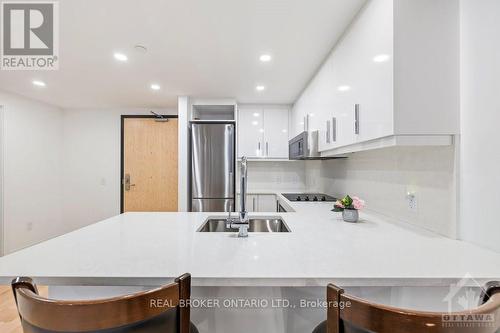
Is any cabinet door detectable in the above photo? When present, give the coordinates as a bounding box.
[343,0,393,143]
[263,108,289,158]
[238,108,264,158]
[236,194,259,211]
[257,194,277,212]
[331,0,393,146]
[248,194,259,212]
[291,93,309,137]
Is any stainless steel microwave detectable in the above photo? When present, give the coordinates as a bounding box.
[289,131,320,160]
[289,130,346,160]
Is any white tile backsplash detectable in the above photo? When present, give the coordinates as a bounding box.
[305,146,458,238]
[239,161,306,191]
[243,147,457,238]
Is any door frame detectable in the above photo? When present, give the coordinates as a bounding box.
[120,115,178,213]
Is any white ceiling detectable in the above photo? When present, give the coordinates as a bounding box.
[0,0,367,109]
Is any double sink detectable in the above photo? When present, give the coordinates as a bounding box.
[198,217,291,233]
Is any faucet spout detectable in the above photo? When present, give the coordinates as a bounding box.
[239,156,248,224]
[227,156,250,237]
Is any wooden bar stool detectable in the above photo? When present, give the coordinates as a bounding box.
[313,281,500,333]
[11,273,199,333]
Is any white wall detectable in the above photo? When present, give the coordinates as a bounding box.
[177,97,190,212]
[0,93,178,254]
[459,0,500,252]
[306,146,458,237]
[62,108,176,231]
[0,91,65,254]
[0,105,4,255]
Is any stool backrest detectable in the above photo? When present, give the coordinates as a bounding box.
[326,282,500,333]
[11,273,192,333]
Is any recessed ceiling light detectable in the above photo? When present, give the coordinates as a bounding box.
[150,83,161,91]
[32,80,46,87]
[373,54,390,63]
[259,128,264,133]
[338,85,351,92]
[252,121,258,126]
[113,52,128,62]
[253,112,260,117]
[256,85,265,91]
[259,54,272,62]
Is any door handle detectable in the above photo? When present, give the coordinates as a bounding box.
[332,117,337,142]
[354,104,360,135]
[326,120,331,143]
[123,174,136,191]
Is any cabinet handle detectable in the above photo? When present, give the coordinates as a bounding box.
[266,142,269,156]
[354,104,360,135]
[258,142,261,155]
[326,120,331,143]
[332,117,337,142]
[253,197,256,211]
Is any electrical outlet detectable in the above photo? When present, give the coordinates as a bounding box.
[406,192,418,212]
[26,222,33,231]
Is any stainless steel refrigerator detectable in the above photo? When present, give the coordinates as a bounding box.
[190,121,235,212]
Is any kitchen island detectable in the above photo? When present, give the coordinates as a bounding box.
[1,194,499,332]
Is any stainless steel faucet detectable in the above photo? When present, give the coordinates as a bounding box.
[227,156,249,237]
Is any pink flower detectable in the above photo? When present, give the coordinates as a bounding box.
[334,200,345,208]
[352,196,365,210]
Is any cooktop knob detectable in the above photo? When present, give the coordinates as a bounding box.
[305,196,310,201]
[313,196,318,201]
[321,196,326,201]
[296,196,301,201]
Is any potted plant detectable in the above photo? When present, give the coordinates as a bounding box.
[332,195,365,222]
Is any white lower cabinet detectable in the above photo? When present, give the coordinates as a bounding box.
[236,194,277,212]
[257,194,278,212]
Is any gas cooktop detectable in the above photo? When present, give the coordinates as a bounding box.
[281,193,336,202]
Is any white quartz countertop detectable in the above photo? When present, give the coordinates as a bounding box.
[0,192,499,287]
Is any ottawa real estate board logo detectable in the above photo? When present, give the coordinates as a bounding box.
[1,1,59,70]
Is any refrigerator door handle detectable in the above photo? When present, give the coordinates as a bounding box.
[228,125,234,173]
[228,125,235,197]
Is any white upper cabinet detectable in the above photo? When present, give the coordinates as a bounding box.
[238,106,290,159]
[293,0,459,156]
[238,107,264,158]
[263,108,289,158]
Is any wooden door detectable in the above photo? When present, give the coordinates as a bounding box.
[123,118,178,212]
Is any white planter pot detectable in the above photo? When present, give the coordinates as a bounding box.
[342,209,359,223]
